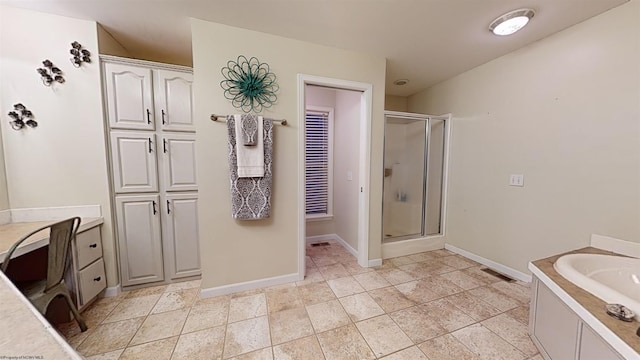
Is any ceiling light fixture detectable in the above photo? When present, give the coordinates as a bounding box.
[489,8,535,36]
[393,79,409,86]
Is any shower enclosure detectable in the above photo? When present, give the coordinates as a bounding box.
[382,111,448,243]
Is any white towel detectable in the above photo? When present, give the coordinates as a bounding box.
[235,114,264,177]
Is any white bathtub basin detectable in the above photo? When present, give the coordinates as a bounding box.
[554,254,640,320]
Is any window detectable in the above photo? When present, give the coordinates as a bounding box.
[305,107,333,219]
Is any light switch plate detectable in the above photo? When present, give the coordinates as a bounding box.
[509,174,524,187]
[347,171,353,181]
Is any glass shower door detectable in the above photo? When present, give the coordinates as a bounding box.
[382,115,427,242]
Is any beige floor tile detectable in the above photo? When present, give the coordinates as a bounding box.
[481,313,538,356]
[123,285,168,299]
[461,267,502,285]
[420,298,476,332]
[430,249,456,257]
[306,299,351,332]
[171,326,225,359]
[379,346,428,360]
[228,293,267,323]
[165,279,202,292]
[327,276,365,297]
[318,263,351,280]
[76,318,144,356]
[440,270,485,290]
[80,300,120,327]
[468,286,519,311]
[438,255,477,269]
[355,315,413,358]
[102,294,160,323]
[418,333,480,360]
[353,271,392,291]
[65,327,93,349]
[368,286,416,313]
[266,287,303,313]
[152,288,199,314]
[389,256,416,267]
[295,268,325,286]
[317,324,375,360]
[506,305,530,325]
[120,336,178,360]
[130,308,189,346]
[343,260,375,275]
[419,275,464,297]
[223,316,271,358]
[269,307,314,345]
[231,288,265,299]
[339,292,385,322]
[528,354,544,360]
[230,347,274,360]
[397,263,432,279]
[272,335,324,360]
[452,324,527,360]
[194,293,231,307]
[84,348,125,360]
[421,261,457,275]
[395,280,440,304]
[376,268,417,285]
[298,281,336,305]
[389,306,448,343]
[378,259,397,270]
[407,252,437,263]
[183,297,230,333]
[444,292,502,321]
[490,281,531,305]
[311,254,339,267]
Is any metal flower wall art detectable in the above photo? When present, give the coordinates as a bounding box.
[220,56,279,113]
[37,60,65,86]
[7,103,37,130]
[70,41,91,67]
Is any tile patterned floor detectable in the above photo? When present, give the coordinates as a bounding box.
[58,241,542,359]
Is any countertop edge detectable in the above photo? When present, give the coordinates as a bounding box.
[528,259,640,360]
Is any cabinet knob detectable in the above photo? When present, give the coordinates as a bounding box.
[93,276,101,282]
[89,243,97,248]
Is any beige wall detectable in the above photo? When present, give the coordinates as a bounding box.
[191,19,386,288]
[385,95,408,112]
[97,24,132,58]
[408,1,640,274]
[333,89,361,250]
[0,6,117,286]
[0,125,9,210]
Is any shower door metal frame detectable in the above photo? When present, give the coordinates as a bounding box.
[382,111,450,242]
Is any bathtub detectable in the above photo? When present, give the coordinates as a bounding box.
[554,253,640,320]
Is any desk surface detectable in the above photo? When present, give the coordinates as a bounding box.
[0,217,103,261]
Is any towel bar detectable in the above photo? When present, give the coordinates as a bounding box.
[210,114,287,126]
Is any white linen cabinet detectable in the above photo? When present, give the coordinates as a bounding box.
[102,56,200,288]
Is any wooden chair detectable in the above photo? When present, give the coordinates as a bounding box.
[1,217,87,332]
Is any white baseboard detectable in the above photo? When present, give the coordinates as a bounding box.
[368,259,382,267]
[590,234,640,258]
[445,243,532,283]
[103,284,121,297]
[306,233,358,258]
[200,273,301,299]
[382,236,445,259]
[11,205,102,222]
[0,209,10,225]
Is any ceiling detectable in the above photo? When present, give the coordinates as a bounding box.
[1,0,628,96]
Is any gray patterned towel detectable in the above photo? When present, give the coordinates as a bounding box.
[240,114,259,146]
[227,116,273,220]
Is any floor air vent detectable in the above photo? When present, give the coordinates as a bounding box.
[480,268,516,282]
[310,242,331,247]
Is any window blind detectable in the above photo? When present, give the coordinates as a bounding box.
[305,110,330,215]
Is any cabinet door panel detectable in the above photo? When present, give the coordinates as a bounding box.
[579,323,623,360]
[534,282,579,360]
[116,195,164,286]
[110,131,158,193]
[104,63,155,130]
[162,133,197,192]
[154,70,194,132]
[162,194,201,279]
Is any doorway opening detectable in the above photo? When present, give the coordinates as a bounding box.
[297,75,373,279]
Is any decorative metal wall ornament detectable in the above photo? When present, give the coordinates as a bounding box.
[37,60,64,86]
[7,103,37,130]
[220,56,279,113]
[70,41,91,67]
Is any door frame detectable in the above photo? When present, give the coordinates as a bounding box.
[297,74,373,278]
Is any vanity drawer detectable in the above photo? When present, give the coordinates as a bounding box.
[78,258,106,305]
[75,227,102,269]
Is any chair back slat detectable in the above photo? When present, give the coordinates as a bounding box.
[45,217,80,291]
